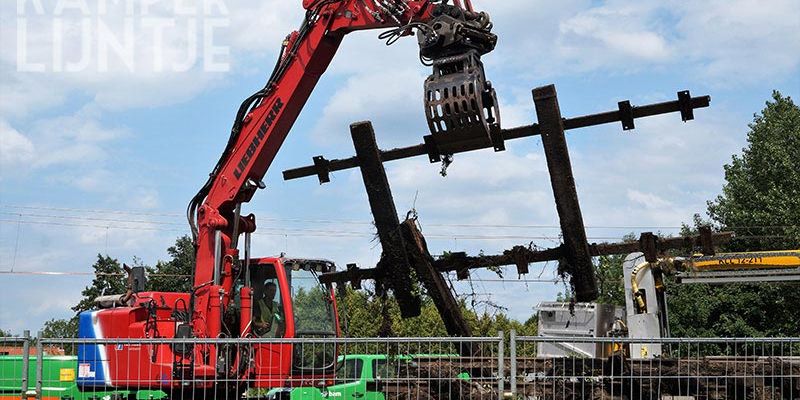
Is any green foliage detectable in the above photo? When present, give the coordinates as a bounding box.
[707,91,800,251]
[667,282,800,337]
[336,287,537,338]
[292,286,336,333]
[669,92,800,337]
[594,255,626,307]
[0,328,11,337]
[146,235,195,293]
[72,254,128,315]
[52,254,129,338]
[41,318,79,339]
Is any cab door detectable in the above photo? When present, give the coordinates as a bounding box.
[252,261,294,387]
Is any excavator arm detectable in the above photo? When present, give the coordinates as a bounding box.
[185,0,498,340]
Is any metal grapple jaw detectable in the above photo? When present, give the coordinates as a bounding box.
[424,52,501,155]
[419,6,502,157]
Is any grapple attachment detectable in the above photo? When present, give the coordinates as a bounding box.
[424,51,501,154]
[418,5,501,158]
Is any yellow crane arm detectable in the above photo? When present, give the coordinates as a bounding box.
[685,250,800,271]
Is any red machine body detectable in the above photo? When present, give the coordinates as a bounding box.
[78,258,339,390]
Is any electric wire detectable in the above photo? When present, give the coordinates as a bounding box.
[2,205,797,231]
[6,219,792,241]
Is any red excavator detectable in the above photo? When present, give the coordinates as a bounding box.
[76,0,499,396]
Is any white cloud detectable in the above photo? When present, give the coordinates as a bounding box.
[0,73,69,117]
[558,2,672,64]
[28,105,127,168]
[130,188,161,210]
[0,119,35,170]
[311,68,430,148]
[223,0,304,55]
[627,189,672,209]
[485,0,800,82]
[670,0,800,84]
[62,169,115,192]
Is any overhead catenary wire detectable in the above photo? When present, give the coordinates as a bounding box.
[0,218,635,240]
[0,218,794,241]
[2,205,796,231]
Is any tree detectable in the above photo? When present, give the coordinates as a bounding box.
[72,255,128,315]
[0,328,11,337]
[47,254,129,338]
[707,91,800,251]
[147,235,195,293]
[46,236,195,339]
[668,92,800,337]
[557,248,630,307]
[41,318,78,338]
[594,255,626,307]
[336,286,537,338]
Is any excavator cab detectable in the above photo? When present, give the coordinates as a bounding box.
[237,257,340,388]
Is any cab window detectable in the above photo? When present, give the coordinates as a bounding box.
[251,265,285,338]
[336,358,363,383]
[372,359,398,379]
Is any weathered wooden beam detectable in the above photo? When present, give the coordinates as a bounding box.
[320,231,735,285]
[400,219,474,345]
[533,84,598,302]
[283,92,711,182]
[349,121,476,341]
[351,121,420,318]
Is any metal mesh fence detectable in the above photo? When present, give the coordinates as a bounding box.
[30,335,503,400]
[3,334,799,399]
[0,332,31,399]
[512,336,800,400]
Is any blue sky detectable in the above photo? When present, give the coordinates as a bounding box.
[1,0,799,334]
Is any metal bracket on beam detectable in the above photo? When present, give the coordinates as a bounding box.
[699,226,715,256]
[490,125,506,151]
[639,232,658,262]
[446,252,471,280]
[423,134,442,163]
[678,90,694,122]
[618,100,635,130]
[515,259,529,275]
[312,156,331,184]
[346,263,362,289]
[456,268,470,280]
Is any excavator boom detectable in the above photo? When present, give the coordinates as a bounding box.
[186,0,498,343]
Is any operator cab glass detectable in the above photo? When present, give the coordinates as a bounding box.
[250,266,285,338]
[283,259,338,373]
[283,259,337,337]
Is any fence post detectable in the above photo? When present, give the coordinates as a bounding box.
[497,331,505,397]
[510,329,517,396]
[20,330,30,400]
[34,331,42,400]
